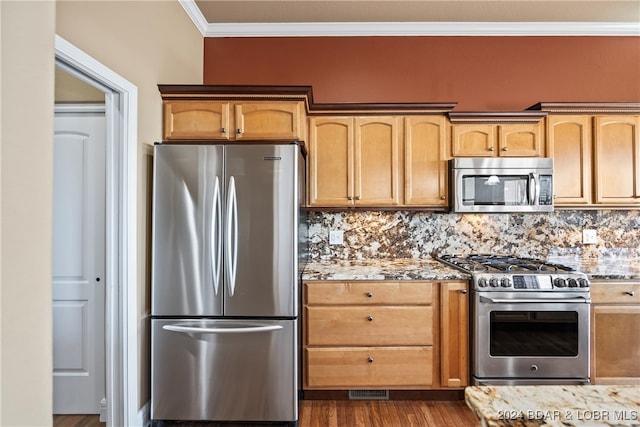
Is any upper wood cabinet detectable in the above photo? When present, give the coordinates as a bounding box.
[594,115,640,205]
[404,116,448,206]
[163,100,305,141]
[449,112,547,157]
[451,123,544,157]
[546,115,593,205]
[546,112,640,207]
[308,116,400,207]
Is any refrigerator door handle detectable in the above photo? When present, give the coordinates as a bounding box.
[226,176,238,296]
[162,324,283,334]
[211,176,222,295]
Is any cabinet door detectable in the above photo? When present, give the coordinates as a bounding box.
[594,115,640,205]
[440,281,469,387]
[354,117,400,205]
[451,124,497,156]
[546,115,592,205]
[234,101,304,140]
[163,101,230,140]
[308,117,354,206]
[498,124,544,157]
[591,305,640,384]
[404,116,448,206]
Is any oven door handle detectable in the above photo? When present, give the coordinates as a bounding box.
[479,296,591,304]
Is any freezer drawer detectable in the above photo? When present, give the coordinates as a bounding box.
[151,318,298,422]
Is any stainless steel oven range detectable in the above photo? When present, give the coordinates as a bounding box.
[437,254,591,386]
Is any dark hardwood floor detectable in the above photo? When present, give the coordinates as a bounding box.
[53,400,481,427]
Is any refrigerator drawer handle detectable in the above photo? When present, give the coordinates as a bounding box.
[162,324,283,334]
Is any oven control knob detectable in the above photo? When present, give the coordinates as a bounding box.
[578,278,590,288]
[489,278,500,287]
[554,278,567,288]
[478,278,488,288]
[500,278,511,287]
[568,278,578,287]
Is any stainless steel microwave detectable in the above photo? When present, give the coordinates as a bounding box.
[451,157,553,213]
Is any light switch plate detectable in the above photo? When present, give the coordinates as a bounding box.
[582,229,597,244]
[329,230,344,245]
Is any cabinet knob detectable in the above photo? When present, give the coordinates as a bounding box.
[366,292,373,298]
[347,196,353,201]
[220,127,226,134]
[440,196,446,200]
[488,147,495,151]
[236,128,242,134]
[625,290,635,296]
[367,357,374,363]
[355,195,361,200]
[460,289,468,294]
[367,315,374,321]
[502,147,508,151]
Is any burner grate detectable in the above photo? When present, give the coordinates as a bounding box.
[437,254,575,273]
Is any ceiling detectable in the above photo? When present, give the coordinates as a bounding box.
[184,0,640,36]
[194,0,639,24]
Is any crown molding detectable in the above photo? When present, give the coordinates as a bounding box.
[178,1,640,37]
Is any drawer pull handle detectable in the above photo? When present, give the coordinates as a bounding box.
[367,316,373,321]
[625,290,635,296]
[366,292,373,298]
[368,357,374,363]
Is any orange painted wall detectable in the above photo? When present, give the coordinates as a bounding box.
[204,36,640,110]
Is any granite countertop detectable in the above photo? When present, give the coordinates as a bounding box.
[547,256,640,281]
[465,385,640,427]
[302,257,470,281]
[302,256,640,282]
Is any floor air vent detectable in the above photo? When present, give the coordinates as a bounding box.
[348,390,389,400]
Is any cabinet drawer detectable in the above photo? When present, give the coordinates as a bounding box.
[305,346,433,389]
[591,283,640,304]
[304,281,433,305]
[305,306,433,346]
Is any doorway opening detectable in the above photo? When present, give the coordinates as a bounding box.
[54,35,138,427]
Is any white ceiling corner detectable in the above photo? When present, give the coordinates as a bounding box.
[178,0,640,37]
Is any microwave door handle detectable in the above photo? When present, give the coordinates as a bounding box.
[529,173,538,205]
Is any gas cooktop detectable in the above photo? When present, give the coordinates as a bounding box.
[436,253,576,273]
[436,254,590,291]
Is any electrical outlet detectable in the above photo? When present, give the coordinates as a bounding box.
[329,230,344,245]
[582,229,597,245]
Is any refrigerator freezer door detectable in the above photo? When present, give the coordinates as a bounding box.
[224,144,300,317]
[152,145,224,316]
[151,318,298,422]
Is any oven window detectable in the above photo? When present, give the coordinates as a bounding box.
[489,311,579,357]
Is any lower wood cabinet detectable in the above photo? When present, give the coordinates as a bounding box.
[590,281,640,385]
[302,280,469,390]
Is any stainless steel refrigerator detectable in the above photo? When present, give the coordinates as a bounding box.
[150,143,305,425]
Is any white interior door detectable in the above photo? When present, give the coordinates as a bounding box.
[52,106,106,414]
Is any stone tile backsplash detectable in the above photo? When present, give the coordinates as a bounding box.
[307,210,640,261]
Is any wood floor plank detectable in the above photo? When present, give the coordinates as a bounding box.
[54,400,481,427]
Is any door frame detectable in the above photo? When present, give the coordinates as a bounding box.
[55,35,138,427]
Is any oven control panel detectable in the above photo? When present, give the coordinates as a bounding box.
[473,274,590,291]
